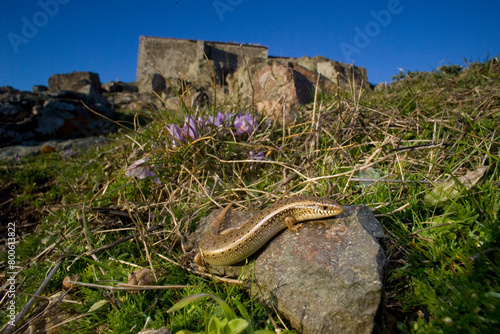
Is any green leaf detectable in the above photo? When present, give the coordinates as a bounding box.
[233,299,249,320]
[485,291,500,299]
[168,293,236,320]
[79,256,123,276]
[208,317,223,334]
[226,319,249,334]
[176,331,195,334]
[88,299,108,313]
[253,331,276,334]
[82,203,96,245]
[423,166,488,205]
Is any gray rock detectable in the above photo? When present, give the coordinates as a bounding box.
[107,92,138,106]
[0,136,108,160]
[192,90,210,109]
[139,73,167,94]
[192,204,385,334]
[375,82,388,92]
[34,92,114,139]
[0,85,113,147]
[253,63,314,125]
[33,85,48,93]
[283,56,370,90]
[0,103,21,116]
[102,81,138,93]
[48,71,102,96]
[253,205,385,334]
[0,88,45,146]
[0,86,18,96]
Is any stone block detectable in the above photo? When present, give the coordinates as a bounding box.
[48,71,102,96]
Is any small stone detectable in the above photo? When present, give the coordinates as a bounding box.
[40,144,57,154]
[62,275,80,292]
[128,268,154,294]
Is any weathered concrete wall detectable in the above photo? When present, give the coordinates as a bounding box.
[137,37,202,84]
[206,41,268,72]
[270,55,369,89]
[136,36,268,93]
[136,36,368,96]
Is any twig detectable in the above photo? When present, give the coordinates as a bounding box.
[349,177,441,184]
[154,252,244,285]
[0,291,81,305]
[3,257,64,334]
[374,203,411,218]
[45,313,92,332]
[389,142,451,152]
[7,290,73,334]
[407,222,452,236]
[267,311,282,334]
[470,248,497,262]
[207,155,309,180]
[69,281,187,291]
[84,225,163,256]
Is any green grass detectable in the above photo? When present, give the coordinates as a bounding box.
[0,58,498,333]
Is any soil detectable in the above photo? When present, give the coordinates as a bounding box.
[0,183,43,255]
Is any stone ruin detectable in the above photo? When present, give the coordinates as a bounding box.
[1,36,370,153]
[137,36,268,92]
[136,36,369,123]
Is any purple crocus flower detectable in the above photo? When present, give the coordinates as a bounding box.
[234,113,258,134]
[183,115,200,140]
[197,116,205,134]
[223,112,233,126]
[125,157,161,184]
[206,111,233,128]
[249,151,269,161]
[167,123,186,146]
[206,111,225,127]
[61,149,75,158]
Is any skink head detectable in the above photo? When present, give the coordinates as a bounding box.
[292,196,343,221]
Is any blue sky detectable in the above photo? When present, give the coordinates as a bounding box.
[1,0,499,91]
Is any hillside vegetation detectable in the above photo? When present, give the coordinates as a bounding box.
[0,58,498,333]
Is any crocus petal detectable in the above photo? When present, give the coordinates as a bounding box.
[234,113,258,134]
[250,151,267,160]
[168,123,185,142]
[206,111,225,127]
[183,115,200,140]
[125,157,162,183]
[224,112,234,127]
[125,158,148,177]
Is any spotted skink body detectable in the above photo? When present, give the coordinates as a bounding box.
[196,196,343,266]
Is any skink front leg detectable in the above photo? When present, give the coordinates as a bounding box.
[284,216,298,232]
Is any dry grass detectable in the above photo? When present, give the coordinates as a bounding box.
[1,58,498,333]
